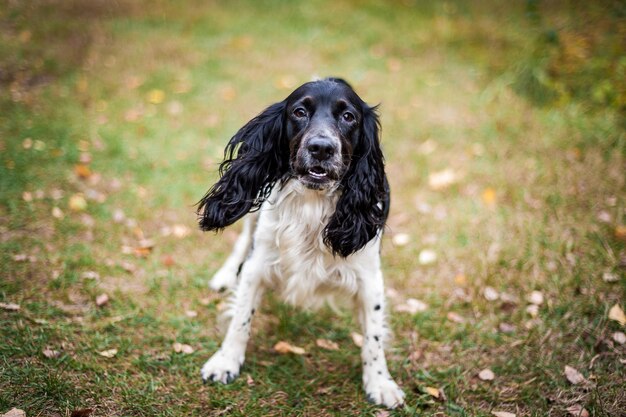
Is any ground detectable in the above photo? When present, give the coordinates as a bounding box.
[1,1,625,416]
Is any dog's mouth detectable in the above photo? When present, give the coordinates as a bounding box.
[297,165,339,190]
[308,166,328,179]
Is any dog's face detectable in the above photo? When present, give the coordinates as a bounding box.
[285,81,363,190]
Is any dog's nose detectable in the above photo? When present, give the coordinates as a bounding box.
[307,137,336,161]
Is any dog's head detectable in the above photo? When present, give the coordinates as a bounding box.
[285,78,365,191]
[198,78,388,257]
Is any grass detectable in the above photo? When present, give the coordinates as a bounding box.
[1,0,625,416]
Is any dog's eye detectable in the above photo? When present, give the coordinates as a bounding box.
[293,108,307,118]
[342,112,355,122]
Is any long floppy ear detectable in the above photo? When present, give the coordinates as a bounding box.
[324,105,389,257]
[197,101,288,231]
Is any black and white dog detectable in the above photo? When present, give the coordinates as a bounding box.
[197,78,405,409]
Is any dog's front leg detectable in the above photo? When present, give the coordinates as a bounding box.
[201,248,265,384]
[358,267,405,409]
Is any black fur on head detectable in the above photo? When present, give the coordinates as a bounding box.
[197,78,389,257]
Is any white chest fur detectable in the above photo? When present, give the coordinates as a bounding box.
[253,180,378,309]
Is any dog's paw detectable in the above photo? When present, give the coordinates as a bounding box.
[365,377,405,409]
[209,267,238,291]
[200,350,243,384]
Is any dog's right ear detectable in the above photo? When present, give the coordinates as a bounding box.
[197,101,288,231]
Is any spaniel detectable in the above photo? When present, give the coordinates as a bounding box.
[197,78,405,409]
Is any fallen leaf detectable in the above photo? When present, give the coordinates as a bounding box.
[185,310,198,318]
[316,339,339,350]
[52,206,64,219]
[498,323,516,333]
[172,224,190,238]
[0,302,20,311]
[274,341,305,355]
[526,290,544,305]
[1,408,26,417]
[418,249,437,265]
[428,168,458,190]
[246,374,255,386]
[447,312,465,323]
[173,342,194,354]
[69,194,87,211]
[98,348,118,358]
[564,365,586,385]
[82,271,99,280]
[424,386,440,398]
[395,298,428,314]
[391,233,410,246]
[74,164,92,179]
[71,408,94,417]
[95,293,109,307]
[526,304,539,317]
[483,286,499,301]
[42,347,61,359]
[602,272,619,283]
[375,411,390,417]
[566,404,589,417]
[608,304,626,326]
[612,331,626,344]
[482,187,497,207]
[162,254,175,267]
[22,191,33,201]
[478,368,495,381]
[351,332,363,347]
[491,412,516,417]
[148,89,165,104]
[615,225,626,242]
[454,273,467,286]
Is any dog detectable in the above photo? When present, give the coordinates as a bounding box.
[197,78,405,409]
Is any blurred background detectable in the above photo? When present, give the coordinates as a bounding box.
[1,1,624,416]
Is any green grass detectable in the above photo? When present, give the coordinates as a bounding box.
[1,0,625,416]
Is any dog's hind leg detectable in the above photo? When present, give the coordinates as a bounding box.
[209,212,258,291]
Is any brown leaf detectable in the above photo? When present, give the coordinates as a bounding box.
[482,187,497,207]
[71,408,94,417]
[315,339,339,351]
[68,194,87,211]
[95,293,109,307]
[1,408,26,417]
[612,331,626,344]
[274,341,305,355]
[491,412,516,417]
[173,342,194,354]
[98,348,118,358]
[161,254,176,267]
[447,312,465,324]
[42,347,61,359]
[350,332,363,347]
[478,368,495,381]
[424,386,440,398]
[526,290,544,305]
[608,304,626,325]
[0,302,20,311]
[74,164,92,179]
[615,225,626,242]
[395,298,428,314]
[483,286,499,301]
[566,404,589,417]
[564,365,586,385]
[245,374,255,386]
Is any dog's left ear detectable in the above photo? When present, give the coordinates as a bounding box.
[324,105,389,257]
[197,101,288,231]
